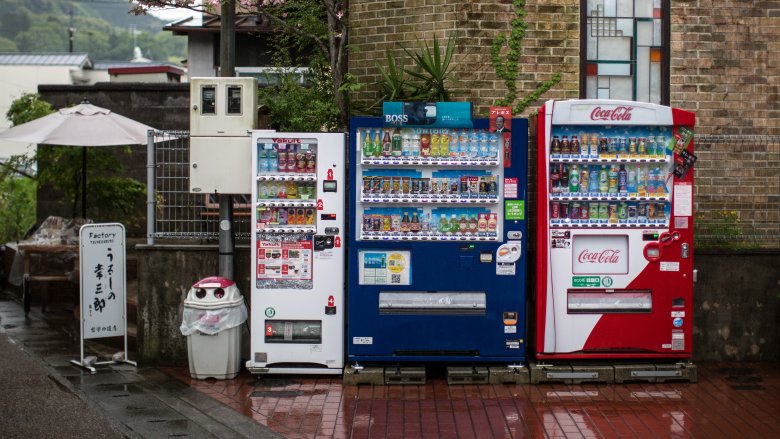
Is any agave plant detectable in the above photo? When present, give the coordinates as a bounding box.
[375,49,412,103]
[402,34,458,102]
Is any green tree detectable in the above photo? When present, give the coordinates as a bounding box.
[0,37,18,52]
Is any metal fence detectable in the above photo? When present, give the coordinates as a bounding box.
[147,130,251,244]
[147,131,780,249]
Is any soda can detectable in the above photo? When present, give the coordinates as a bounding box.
[411,178,421,195]
[371,214,382,231]
[295,152,306,173]
[391,214,402,232]
[580,202,589,220]
[618,202,628,220]
[305,208,315,225]
[560,202,570,219]
[381,176,392,196]
[362,214,372,232]
[382,215,392,231]
[627,202,638,220]
[637,202,647,219]
[286,151,297,172]
[647,202,656,219]
[571,202,581,221]
[656,202,666,219]
[362,177,372,195]
[430,178,439,195]
[391,177,401,195]
[589,202,598,222]
[421,178,430,194]
[306,151,316,173]
[460,176,470,197]
[551,201,560,219]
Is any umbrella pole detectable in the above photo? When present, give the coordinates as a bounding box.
[82,147,87,219]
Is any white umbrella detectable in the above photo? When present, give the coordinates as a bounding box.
[0,99,157,218]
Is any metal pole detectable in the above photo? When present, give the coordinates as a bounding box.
[82,146,87,219]
[218,0,236,280]
[146,130,155,246]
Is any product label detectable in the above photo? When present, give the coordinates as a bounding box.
[660,262,680,272]
[504,325,517,334]
[503,178,518,198]
[496,262,516,276]
[572,276,601,287]
[359,250,411,285]
[352,337,373,345]
[505,200,524,220]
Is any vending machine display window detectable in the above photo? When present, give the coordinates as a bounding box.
[264,320,322,344]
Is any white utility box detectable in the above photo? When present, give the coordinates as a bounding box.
[189,77,257,137]
[189,136,251,194]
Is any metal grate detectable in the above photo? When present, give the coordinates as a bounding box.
[147,130,251,243]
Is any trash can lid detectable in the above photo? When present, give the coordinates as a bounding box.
[192,276,235,289]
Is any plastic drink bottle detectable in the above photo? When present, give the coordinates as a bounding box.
[363,129,373,157]
[618,164,627,193]
[627,165,637,193]
[608,166,618,194]
[598,166,608,193]
[440,130,450,157]
[569,164,580,193]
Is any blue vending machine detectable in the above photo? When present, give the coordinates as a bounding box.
[348,103,528,365]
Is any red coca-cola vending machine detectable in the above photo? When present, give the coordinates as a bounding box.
[536,99,696,359]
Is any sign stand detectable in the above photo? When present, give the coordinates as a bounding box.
[71,223,137,373]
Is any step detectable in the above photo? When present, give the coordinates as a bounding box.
[446,366,489,385]
[489,366,530,384]
[343,366,384,385]
[384,366,426,385]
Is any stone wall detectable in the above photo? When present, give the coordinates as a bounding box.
[136,245,780,365]
[36,83,189,237]
[136,244,252,366]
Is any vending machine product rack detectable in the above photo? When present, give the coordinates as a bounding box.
[348,116,529,365]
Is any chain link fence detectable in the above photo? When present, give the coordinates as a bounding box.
[147,131,779,250]
[147,131,251,243]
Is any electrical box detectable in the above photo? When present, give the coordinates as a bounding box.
[190,77,258,137]
[190,137,252,194]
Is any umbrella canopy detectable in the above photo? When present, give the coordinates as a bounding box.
[0,101,154,146]
[0,100,157,218]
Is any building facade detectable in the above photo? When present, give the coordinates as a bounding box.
[349,0,779,246]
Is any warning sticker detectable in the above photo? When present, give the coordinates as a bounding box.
[496,262,516,276]
[660,262,680,272]
[503,177,518,198]
[504,325,517,334]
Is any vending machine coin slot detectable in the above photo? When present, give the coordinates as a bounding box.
[324,227,340,235]
[480,251,493,263]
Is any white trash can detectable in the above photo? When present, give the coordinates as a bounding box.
[180,277,248,379]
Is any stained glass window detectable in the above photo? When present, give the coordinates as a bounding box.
[582,0,669,104]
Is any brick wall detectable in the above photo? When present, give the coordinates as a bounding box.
[350,0,780,248]
[349,0,579,117]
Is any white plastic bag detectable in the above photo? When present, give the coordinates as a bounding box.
[180,303,248,336]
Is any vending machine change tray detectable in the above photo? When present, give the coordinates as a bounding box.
[378,291,486,315]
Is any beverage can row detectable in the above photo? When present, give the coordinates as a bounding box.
[361,211,498,236]
[550,201,667,223]
[257,206,316,226]
[362,175,498,198]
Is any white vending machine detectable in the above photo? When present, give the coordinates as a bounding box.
[247,131,346,374]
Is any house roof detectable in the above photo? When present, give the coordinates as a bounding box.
[93,61,184,71]
[108,65,185,76]
[0,52,92,69]
[163,13,275,35]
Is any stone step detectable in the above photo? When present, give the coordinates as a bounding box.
[531,362,697,384]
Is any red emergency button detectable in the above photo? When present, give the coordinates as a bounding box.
[327,295,335,307]
[325,295,337,315]
[327,169,334,180]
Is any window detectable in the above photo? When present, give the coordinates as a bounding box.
[235,67,309,85]
[581,0,669,105]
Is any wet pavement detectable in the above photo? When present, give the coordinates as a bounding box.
[2,290,779,438]
[161,362,780,439]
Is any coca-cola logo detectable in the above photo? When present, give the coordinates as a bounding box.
[590,106,633,121]
[578,249,622,264]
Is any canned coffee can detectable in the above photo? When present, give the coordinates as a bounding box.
[571,202,581,220]
[580,202,589,220]
[560,202,570,219]
[598,202,608,220]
